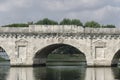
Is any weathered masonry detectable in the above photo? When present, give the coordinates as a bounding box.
[1,25,120,66]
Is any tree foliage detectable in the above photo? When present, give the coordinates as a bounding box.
[102,24,116,28]
[60,18,83,26]
[71,19,83,26]
[60,18,72,25]
[35,18,58,25]
[1,18,116,28]
[84,21,101,28]
[2,23,29,27]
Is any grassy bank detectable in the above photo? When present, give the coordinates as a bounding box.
[46,61,86,66]
[47,54,86,61]
[47,54,86,66]
[0,57,6,61]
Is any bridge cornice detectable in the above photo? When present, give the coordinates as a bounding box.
[0,33,119,40]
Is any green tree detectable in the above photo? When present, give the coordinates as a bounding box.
[2,23,29,27]
[60,18,83,26]
[102,24,116,28]
[71,19,83,26]
[84,21,101,28]
[35,18,58,25]
[60,18,72,25]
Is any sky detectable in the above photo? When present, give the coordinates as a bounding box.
[0,0,120,27]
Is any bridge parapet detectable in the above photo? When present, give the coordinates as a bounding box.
[29,25,84,33]
[28,25,120,34]
[0,27,29,33]
[84,28,120,34]
[0,25,120,34]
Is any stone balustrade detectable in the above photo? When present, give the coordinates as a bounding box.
[0,25,120,34]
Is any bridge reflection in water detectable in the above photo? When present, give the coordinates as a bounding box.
[7,67,35,80]
[85,68,114,80]
[1,66,119,80]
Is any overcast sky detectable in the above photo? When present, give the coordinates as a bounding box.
[0,0,120,27]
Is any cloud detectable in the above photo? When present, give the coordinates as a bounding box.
[0,0,120,27]
[64,5,120,26]
[39,0,109,11]
[0,0,32,12]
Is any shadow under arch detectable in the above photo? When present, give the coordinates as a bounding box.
[111,49,120,67]
[0,46,10,66]
[33,43,87,66]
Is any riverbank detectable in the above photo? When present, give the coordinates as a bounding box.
[46,54,86,66]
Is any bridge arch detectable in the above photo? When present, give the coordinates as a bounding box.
[109,42,120,67]
[0,46,10,65]
[33,43,87,66]
[111,49,120,66]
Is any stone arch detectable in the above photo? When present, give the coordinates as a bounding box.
[111,49,120,66]
[109,41,120,67]
[0,43,17,66]
[33,43,87,66]
[0,46,10,62]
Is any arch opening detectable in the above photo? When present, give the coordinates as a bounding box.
[0,47,10,66]
[33,44,86,66]
[111,50,120,67]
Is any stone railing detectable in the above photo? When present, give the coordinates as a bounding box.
[84,28,120,34]
[0,27,29,33]
[29,25,84,33]
[0,25,120,34]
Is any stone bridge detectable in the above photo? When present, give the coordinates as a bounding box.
[1,25,120,67]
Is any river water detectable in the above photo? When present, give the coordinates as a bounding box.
[0,65,120,80]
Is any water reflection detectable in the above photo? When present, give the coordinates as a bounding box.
[85,68,114,80]
[0,66,10,80]
[46,66,86,80]
[1,66,120,80]
[7,67,35,80]
[112,67,120,80]
[33,66,115,80]
[33,67,47,80]
[33,66,86,80]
